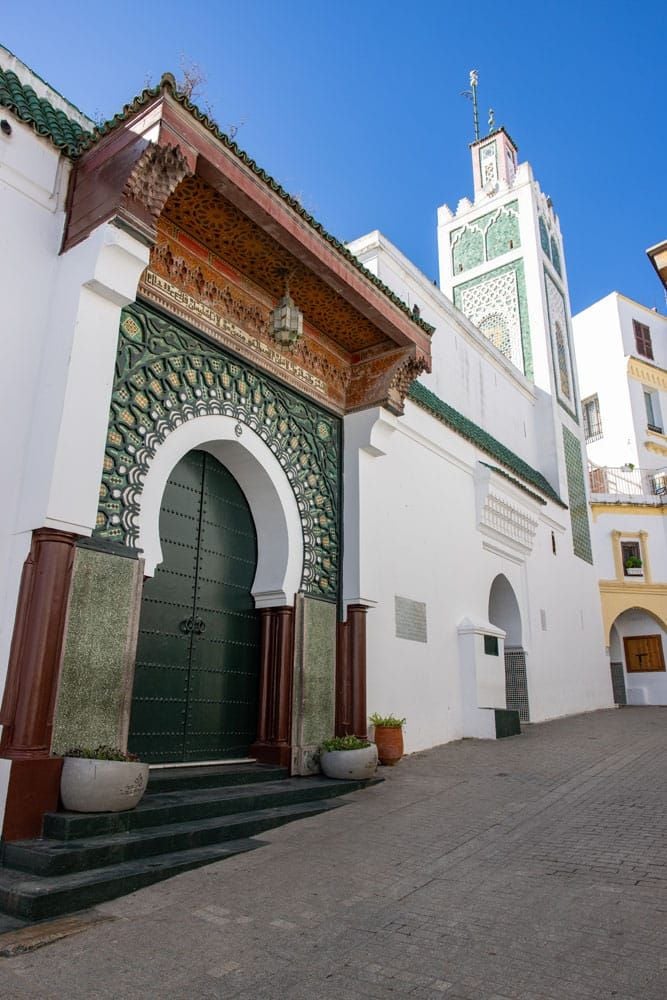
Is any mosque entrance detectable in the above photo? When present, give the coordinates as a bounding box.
[129,449,260,763]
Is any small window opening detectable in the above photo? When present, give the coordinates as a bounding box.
[484,635,499,656]
[621,540,642,576]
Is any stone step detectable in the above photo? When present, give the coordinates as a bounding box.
[0,838,264,922]
[146,763,288,794]
[41,775,373,841]
[5,799,342,876]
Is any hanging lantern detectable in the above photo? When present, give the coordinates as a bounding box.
[270,274,303,346]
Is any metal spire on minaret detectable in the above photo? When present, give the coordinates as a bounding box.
[461,70,481,142]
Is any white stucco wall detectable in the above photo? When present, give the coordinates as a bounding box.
[0,63,148,836]
[0,108,73,706]
[610,612,667,705]
[573,292,667,473]
[348,231,551,484]
[344,398,612,754]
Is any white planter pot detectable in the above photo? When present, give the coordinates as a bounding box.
[320,744,378,780]
[625,567,643,577]
[60,757,149,813]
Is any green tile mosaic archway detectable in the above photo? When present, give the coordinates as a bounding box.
[95,301,341,600]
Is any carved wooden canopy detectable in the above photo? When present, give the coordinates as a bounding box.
[62,76,431,415]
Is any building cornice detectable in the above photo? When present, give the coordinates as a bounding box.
[627,356,667,390]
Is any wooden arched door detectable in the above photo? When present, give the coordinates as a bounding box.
[129,449,260,762]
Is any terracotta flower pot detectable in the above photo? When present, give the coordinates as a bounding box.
[374,726,404,766]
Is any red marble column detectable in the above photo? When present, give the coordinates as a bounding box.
[347,605,369,740]
[250,606,294,769]
[335,604,369,740]
[0,528,77,839]
[335,619,352,736]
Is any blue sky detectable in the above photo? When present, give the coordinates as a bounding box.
[3,0,665,314]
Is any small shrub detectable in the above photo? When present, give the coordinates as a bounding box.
[369,713,405,728]
[320,735,371,752]
[64,745,140,762]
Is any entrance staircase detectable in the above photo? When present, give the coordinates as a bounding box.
[0,764,379,925]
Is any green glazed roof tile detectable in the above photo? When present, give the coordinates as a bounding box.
[0,68,91,156]
[408,380,566,507]
[478,462,546,506]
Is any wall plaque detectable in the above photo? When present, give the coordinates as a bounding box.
[395,596,428,643]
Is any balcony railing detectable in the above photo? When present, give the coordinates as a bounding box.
[588,463,667,498]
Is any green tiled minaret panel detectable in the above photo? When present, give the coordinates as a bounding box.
[485,207,519,260]
[452,225,485,273]
[539,216,551,257]
[453,259,533,380]
[450,202,520,275]
[562,426,593,564]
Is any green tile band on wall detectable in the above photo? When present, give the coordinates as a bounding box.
[539,216,551,258]
[452,258,533,381]
[562,426,593,564]
[95,301,341,601]
[450,201,520,275]
[543,266,578,422]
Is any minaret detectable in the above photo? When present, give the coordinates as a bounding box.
[438,102,577,421]
[437,79,593,563]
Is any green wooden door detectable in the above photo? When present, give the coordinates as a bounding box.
[129,450,260,763]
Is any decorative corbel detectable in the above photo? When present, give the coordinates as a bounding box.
[346,348,430,415]
[117,142,193,245]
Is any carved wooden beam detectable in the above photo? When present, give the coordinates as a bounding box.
[346,349,430,415]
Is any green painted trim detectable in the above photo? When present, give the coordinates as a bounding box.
[408,381,565,507]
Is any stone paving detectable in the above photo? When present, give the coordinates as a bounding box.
[0,707,665,999]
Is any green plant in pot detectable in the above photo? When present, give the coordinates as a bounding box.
[370,714,406,766]
[624,555,643,575]
[60,745,149,813]
[319,735,378,780]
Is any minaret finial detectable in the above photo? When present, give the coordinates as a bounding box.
[488,108,495,132]
[462,70,480,142]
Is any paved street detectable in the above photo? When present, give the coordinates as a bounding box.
[0,707,665,1000]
